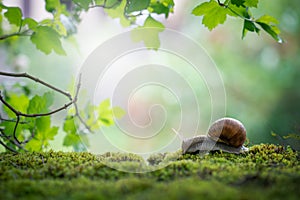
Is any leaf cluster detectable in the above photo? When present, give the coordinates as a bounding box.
[0,1,72,55]
[0,0,175,53]
[0,90,58,151]
[0,0,282,56]
[192,0,282,42]
[0,79,124,152]
[63,99,125,150]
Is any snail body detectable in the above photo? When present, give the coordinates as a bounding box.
[182,118,248,154]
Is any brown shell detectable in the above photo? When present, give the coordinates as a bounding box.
[207,118,246,148]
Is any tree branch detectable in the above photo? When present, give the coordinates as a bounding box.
[0,114,28,124]
[73,74,92,133]
[13,115,20,144]
[217,0,225,7]
[0,72,72,100]
[0,30,31,40]
[0,139,18,153]
[0,71,92,152]
[0,129,26,151]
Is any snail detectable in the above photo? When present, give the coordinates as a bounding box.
[182,118,248,154]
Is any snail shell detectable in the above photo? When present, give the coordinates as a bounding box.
[181,117,248,154]
[207,118,246,148]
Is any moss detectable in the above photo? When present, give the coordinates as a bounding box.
[0,144,299,199]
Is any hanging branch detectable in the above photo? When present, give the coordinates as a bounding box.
[0,72,72,100]
[0,71,91,152]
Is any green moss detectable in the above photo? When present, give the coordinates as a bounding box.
[0,144,299,199]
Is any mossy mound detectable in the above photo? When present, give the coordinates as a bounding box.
[0,144,299,199]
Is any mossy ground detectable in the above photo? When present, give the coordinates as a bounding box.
[0,144,299,200]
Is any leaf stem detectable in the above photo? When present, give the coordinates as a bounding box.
[226,5,254,22]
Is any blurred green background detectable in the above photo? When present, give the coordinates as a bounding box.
[0,0,299,151]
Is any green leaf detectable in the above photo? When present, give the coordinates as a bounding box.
[26,138,42,151]
[53,20,68,36]
[231,0,246,7]
[192,0,228,30]
[36,117,51,132]
[0,11,2,27]
[98,100,112,123]
[95,0,104,4]
[4,7,22,27]
[126,0,150,14]
[27,92,53,114]
[45,0,61,12]
[96,99,125,127]
[95,0,121,7]
[45,126,59,140]
[244,0,259,8]
[25,116,58,151]
[227,4,248,17]
[105,0,133,27]
[4,94,29,117]
[131,15,165,50]
[40,19,53,26]
[23,18,38,30]
[28,95,47,114]
[73,0,93,10]
[148,0,174,18]
[63,132,81,147]
[36,116,58,140]
[43,92,55,108]
[0,3,7,9]
[242,20,260,38]
[112,106,125,118]
[255,14,281,42]
[63,118,81,147]
[256,15,279,25]
[63,117,77,134]
[0,119,31,139]
[256,22,283,43]
[30,26,66,55]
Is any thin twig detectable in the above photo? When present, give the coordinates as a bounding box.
[0,91,20,114]
[0,30,31,40]
[0,91,22,144]
[73,74,92,132]
[0,72,72,100]
[217,0,225,7]
[0,139,18,153]
[13,115,20,144]
[0,129,26,151]
[0,71,94,152]
[0,71,90,152]
[0,115,28,124]
[74,104,92,132]
[226,6,253,22]
[216,0,254,22]
[125,11,144,18]
[0,131,11,140]
[21,128,35,144]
